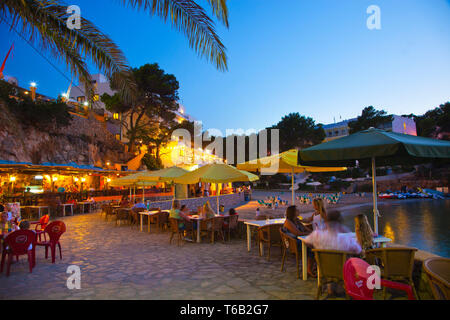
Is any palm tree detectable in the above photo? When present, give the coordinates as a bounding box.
[0,0,228,101]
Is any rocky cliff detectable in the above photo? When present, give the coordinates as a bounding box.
[0,100,131,166]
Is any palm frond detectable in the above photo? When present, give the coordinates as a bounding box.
[205,0,229,27]
[122,0,228,71]
[1,0,136,102]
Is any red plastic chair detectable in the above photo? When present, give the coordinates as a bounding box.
[0,230,36,276]
[36,221,66,263]
[343,258,415,300]
[30,215,50,242]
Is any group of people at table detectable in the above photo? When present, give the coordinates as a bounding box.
[281,198,375,274]
[168,199,238,241]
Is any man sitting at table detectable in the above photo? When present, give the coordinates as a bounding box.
[132,201,146,210]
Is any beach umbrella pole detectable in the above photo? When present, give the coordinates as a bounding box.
[216,183,220,214]
[291,169,295,205]
[372,157,379,234]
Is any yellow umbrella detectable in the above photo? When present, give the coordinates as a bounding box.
[109,172,156,202]
[173,163,259,184]
[109,172,148,187]
[236,149,346,204]
[173,163,259,213]
[137,166,189,183]
[137,166,190,200]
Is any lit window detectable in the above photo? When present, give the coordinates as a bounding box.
[113,113,119,120]
[115,134,121,141]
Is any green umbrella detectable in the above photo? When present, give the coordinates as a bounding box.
[299,128,450,233]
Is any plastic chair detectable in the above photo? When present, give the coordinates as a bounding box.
[423,257,450,300]
[365,247,418,299]
[280,229,301,279]
[1,230,36,276]
[343,258,415,300]
[36,221,66,263]
[313,249,352,299]
[257,224,282,260]
[30,214,50,242]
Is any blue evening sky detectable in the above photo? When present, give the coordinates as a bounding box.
[1,0,449,133]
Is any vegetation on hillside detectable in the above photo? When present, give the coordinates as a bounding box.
[0,80,72,132]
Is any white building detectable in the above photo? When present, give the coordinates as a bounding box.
[323,115,417,141]
[69,74,116,117]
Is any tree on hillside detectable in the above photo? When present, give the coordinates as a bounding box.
[1,0,229,102]
[414,102,450,140]
[101,63,180,153]
[348,106,393,134]
[269,113,325,152]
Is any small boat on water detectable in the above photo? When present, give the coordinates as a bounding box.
[379,188,447,200]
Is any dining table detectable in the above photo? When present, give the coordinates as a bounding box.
[297,232,392,281]
[21,205,50,218]
[138,210,170,233]
[60,203,74,216]
[77,201,94,214]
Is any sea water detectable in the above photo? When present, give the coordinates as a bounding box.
[342,199,450,258]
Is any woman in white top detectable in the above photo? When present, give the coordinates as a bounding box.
[303,198,327,231]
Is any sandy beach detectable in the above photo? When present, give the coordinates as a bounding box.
[235,190,375,220]
[235,190,432,221]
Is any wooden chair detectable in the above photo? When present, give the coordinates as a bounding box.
[313,249,351,300]
[280,229,301,279]
[130,207,145,226]
[104,205,115,221]
[115,208,130,226]
[205,217,225,244]
[365,247,418,299]
[257,224,282,261]
[169,218,184,246]
[157,211,169,232]
[423,257,450,300]
[147,208,161,231]
[225,215,239,241]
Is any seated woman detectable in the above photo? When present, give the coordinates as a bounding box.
[281,205,314,276]
[203,201,216,219]
[354,214,375,257]
[119,196,130,207]
[169,200,193,240]
[302,198,327,231]
[282,205,310,237]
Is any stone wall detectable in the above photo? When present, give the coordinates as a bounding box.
[146,192,245,211]
[0,101,131,166]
